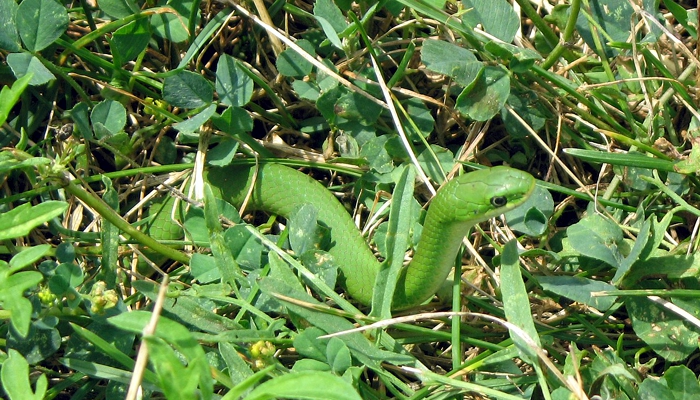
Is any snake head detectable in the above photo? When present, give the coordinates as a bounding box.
[440,166,536,225]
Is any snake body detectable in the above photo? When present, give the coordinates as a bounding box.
[200,164,535,308]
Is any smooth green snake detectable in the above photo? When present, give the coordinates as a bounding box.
[146,163,535,309]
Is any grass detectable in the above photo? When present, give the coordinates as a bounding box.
[2,0,700,398]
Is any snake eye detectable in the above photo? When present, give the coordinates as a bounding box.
[490,196,508,207]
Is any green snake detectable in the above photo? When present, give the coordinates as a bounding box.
[147,164,535,309]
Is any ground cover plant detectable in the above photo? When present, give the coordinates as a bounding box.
[2,0,700,398]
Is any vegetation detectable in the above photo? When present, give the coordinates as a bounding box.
[2,0,700,398]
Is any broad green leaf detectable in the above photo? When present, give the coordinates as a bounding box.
[6,53,55,86]
[313,0,346,33]
[219,342,254,386]
[501,240,541,365]
[244,371,362,400]
[371,165,414,316]
[206,138,238,166]
[359,135,392,173]
[189,253,220,283]
[98,0,139,19]
[455,66,510,121]
[575,0,634,57]
[0,201,68,241]
[8,244,51,271]
[6,323,61,363]
[416,144,453,183]
[627,296,698,362]
[173,104,216,134]
[402,97,434,142]
[506,185,552,236]
[566,214,624,269]
[502,88,547,138]
[2,293,35,337]
[108,311,213,397]
[316,16,343,49]
[277,39,316,78]
[421,39,482,87]
[216,55,254,107]
[0,0,21,52]
[151,0,199,43]
[0,73,33,127]
[69,102,93,140]
[663,365,700,399]
[163,70,213,108]
[212,106,254,136]
[461,0,519,42]
[90,100,127,137]
[111,19,150,63]
[1,350,47,400]
[145,337,203,399]
[288,203,321,256]
[334,91,382,123]
[48,263,83,295]
[537,276,617,311]
[326,337,352,375]
[16,0,68,52]
[638,378,675,400]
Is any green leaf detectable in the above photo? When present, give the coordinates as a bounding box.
[501,240,542,365]
[219,342,254,386]
[334,91,382,123]
[212,106,254,136]
[111,19,150,63]
[277,39,316,78]
[313,0,347,33]
[173,104,217,134]
[663,365,700,399]
[316,16,343,49]
[0,73,33,127]
[506,185,552,236]
[421,39,482,87]
[7,53,55,86]
[98,0,139,19]
[216,55,254,107]
[455,66,510,121]
[151,0,199,44]
[288,203,321,255]
[68,102,93,140]
[627,296,698,362]
[0,0,21,52]
[206,138,238,166]
[461,0,519,42]
[326,337,352,375]
[16,0,68,52]
[6,323,61,363]
[371,165,414,315]
[537,276,617,311]
[2,292,35,337]
[163,70,213,108]
[575,0,634,57]
[1,350,47,400]
[0,201,68,241]
[566,213,624,268]
[108,311,213,396]
[145,337,203,399]
[8,244,50,271]
[48,263,83,295]
[244,371,362,400]
[639,377,675,400]
[90,100,127,137]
